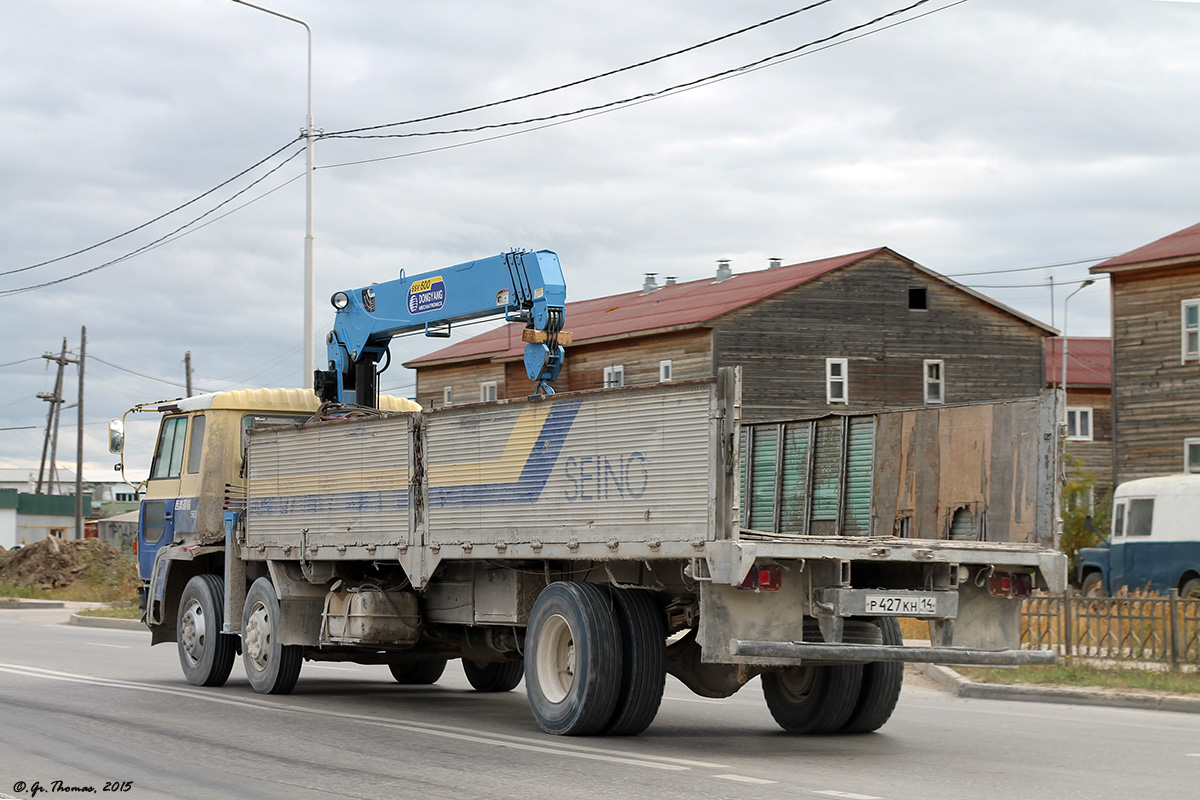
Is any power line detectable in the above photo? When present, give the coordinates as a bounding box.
[961,276,1107,289]
[0,356,44,369]
[325,1,843,138]
[946,255,1116,278]
[321,0,944,143]
[1,137,301,279]
[0,146,306,297]
[89,355,201,392]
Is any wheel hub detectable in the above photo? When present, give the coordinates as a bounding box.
[244,603,271,671]
[536,613,576,704]
[180,598,206,666]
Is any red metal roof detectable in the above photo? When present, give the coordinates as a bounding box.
[406,248,886,366]
[1093,221,1200,271]
[1045,337,1111,387]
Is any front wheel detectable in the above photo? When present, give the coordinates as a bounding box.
[1081,572,1105,598]
[524,582,622,736]
[463,659,524,692]
[242,577,302,695]
[177,574,236,687]
[1181,578,1200,600]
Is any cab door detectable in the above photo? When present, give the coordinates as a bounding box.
[138,415,188,579]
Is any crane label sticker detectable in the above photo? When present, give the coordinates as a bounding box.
[408,276,446,314]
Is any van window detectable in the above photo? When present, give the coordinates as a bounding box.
[150,416,188,480]
[1127,498,1153,537]
[1113,503,1125,538]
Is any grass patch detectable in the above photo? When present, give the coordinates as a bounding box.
[958,663,1200,695]
[75,606,142,620]
[0,579,53,600]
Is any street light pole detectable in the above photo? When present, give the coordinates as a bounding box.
[230,0,316,386]
[1060,279,1096,409]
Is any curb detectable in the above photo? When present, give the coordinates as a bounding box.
[915,662,1200,715]
[0,599,65,609]
[68,613,146,631]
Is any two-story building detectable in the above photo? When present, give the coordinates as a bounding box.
[1091,221,1200,484]
[406,247,1056,419]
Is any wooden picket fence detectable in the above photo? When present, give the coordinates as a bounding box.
[1021,590,1200,670]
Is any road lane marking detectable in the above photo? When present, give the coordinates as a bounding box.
[813,792,882,799]
[714,774,777,784]
[0,663,716,772]
[86,642,131,649]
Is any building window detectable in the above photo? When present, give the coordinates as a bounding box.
[49,528,66,539]
[659,360,673,382]
[826,358,848,404]
[604,365,625,388]
[480,381,498,402]
[1066,407,1093,441]
[1184,300,1200,362]
[923,359,944,404]
[908,287,928,311]
[1186,438,1200,473]
[443,387,453,406]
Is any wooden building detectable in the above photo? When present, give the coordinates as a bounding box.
[406,247,1055,420]
[1092,221,1200,484]
[1046,336,1113,503]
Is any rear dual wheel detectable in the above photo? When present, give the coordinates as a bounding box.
[524,582,667,736]
[762,617,903,735]
[242,577,303,695]
[463,659,524,692]
[389,659,448,685]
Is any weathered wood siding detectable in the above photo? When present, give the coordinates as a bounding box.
[1109,267,1200,484]
[1064,386,1113,501]
[713,252,1049,421]
[413,362,505,409]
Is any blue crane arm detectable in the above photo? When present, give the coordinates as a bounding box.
[315,249,566,406]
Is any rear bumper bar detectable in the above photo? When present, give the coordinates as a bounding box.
[731,639,1057,667]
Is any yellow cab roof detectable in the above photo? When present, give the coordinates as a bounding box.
[149,389,420,414]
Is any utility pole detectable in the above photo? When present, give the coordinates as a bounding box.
[184,350,194,397]
[75,325,86,540]
[36,338,69,494]
[37,338,83,495]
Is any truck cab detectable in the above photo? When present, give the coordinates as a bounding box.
[127,389,419,630]
[1077,474,1200,598]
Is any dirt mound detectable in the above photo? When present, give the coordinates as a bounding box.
[0,537,137,592]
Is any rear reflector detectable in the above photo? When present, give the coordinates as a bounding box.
[738,564,782,592]
[988,572,1032,598]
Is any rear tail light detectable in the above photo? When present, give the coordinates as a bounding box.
[988,571,1032,598]
[738,564,782,592]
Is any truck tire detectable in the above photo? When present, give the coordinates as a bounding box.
[1081,572,1105,598]
[389,659,448,685]
[762,663,863,734]
[463,659,524,692]
[1181,578,1200,600]
[242,577,303,695]
[601,586,665,736]
[840,617,903,734]
[177,574,237,687]
[524,582,622,736]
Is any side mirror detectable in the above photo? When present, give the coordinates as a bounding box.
[108,419,125,454]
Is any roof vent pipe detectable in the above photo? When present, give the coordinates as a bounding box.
[769,257,782,269]
[665,276,677,285]
[642,273,659,293]
[716,259,733,282]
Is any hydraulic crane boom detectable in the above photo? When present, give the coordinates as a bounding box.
[314,249,567,407]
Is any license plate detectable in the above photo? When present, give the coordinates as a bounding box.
[865,593,938,616]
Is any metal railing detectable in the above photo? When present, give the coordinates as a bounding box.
[1022,590,1200,669]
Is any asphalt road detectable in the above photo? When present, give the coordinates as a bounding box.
[1,607,1197,800]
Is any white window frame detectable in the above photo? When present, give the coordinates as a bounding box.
[659,360,673,382]
[442,386,453,406]
[923,359,945,405]
[1066,406,1093,441]
[1184,299,1200,363]
[603,365,625,388]
[480,381,498,402]
[1185,437,1200,473]
[826,358,848,404]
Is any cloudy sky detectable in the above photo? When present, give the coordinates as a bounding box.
[2,0,1198,481]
